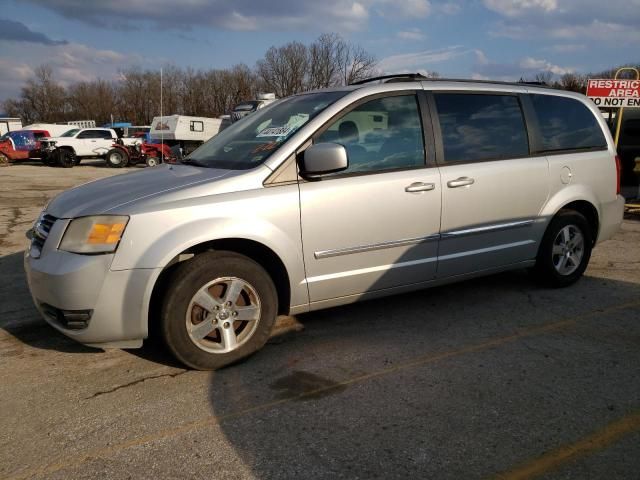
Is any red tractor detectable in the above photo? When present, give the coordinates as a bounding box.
[105,139,175,168]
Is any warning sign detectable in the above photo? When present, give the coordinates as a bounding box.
[587,79,640,108]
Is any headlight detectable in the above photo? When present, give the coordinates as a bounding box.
[59,215,129,254]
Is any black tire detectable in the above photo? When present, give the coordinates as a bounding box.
[57,149,75,168]
[533,210,593,288]
[160,251,278,370]
[105,148,128,168]
[0,153,9,167]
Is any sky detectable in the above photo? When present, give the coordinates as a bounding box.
[0,0,639,103]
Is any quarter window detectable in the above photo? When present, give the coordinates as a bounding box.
[190,121,204,132]
[316,94,426,174]
[434,94,529,163]
[530,94,607,152]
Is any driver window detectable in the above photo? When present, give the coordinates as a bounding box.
[316,94,425,174]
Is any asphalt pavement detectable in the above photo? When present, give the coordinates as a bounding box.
[1,163,639,479]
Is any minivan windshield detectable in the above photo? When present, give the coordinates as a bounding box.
[184,91,348,170]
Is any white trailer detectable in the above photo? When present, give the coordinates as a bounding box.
[22,123,78,137]
[59,120,96,128]
[0,117,23,136]
[150,115,224,155]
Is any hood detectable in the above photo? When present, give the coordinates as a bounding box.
[47,164,233,218]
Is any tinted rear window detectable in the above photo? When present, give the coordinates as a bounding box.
[530,94,607,152]
[434,94,529,163]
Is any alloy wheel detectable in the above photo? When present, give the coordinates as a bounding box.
[552,224,584,276]
[185,277,262,354]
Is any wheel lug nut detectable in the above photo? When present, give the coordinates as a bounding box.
[214,305,220,310]
[223,322,230,328]
[232,311,238,317]
[225,301,232,307]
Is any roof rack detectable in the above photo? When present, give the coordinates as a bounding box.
[349,73,429,85]
[350,73,556,89]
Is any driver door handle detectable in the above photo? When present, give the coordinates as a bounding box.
[405,182,435,193]
[447,177,475,188]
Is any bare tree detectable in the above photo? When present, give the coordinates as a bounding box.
[1,35,379,124]
[534,71,554,85]
[257,41,309,97]
[10,65,67,123]
[67,79,117,125]
[338,43,377,85]
[308,33,344,89]
[559,73,587,93]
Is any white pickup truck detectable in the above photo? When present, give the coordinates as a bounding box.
[40,128,139,168]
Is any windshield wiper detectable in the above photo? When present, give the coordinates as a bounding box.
[180,158,207,167]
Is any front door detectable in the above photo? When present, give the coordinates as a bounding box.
[298,92,442,303]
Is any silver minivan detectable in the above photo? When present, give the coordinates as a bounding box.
[25,75,625,370]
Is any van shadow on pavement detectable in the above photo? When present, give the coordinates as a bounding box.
[205,268,640,479]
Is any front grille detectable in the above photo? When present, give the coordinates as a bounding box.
[231,111,250,122]
[31,213,57,257]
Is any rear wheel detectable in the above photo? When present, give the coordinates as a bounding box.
[533,210,592,288]
[106,148,128,168]
[160,251,278,370]
[57,149,75,168]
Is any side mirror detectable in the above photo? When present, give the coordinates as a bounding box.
[300,143,349,178]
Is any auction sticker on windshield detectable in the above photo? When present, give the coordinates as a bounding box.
[257,126,294,137]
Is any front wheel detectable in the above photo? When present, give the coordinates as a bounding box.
[56,149,75,168]
[533,210,592,288]
[145,156,159,167]
[160,251,278,370]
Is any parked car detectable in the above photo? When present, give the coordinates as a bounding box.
[230,93,277,123]
[40,128,138,167]
[23,123,77,137]
[614,108,640,197]
[25,75,624,370]
[0,129,49,164]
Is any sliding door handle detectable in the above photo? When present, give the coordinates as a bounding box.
[447,177,475,188]
[405,182,435,193]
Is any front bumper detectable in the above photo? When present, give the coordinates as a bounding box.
[24,227,161,348]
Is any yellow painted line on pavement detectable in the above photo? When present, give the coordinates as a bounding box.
[494,412,640,480]
[7,300,640,480]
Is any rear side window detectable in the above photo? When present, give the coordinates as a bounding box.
[434,94,529,163]
[530,94,607,152]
